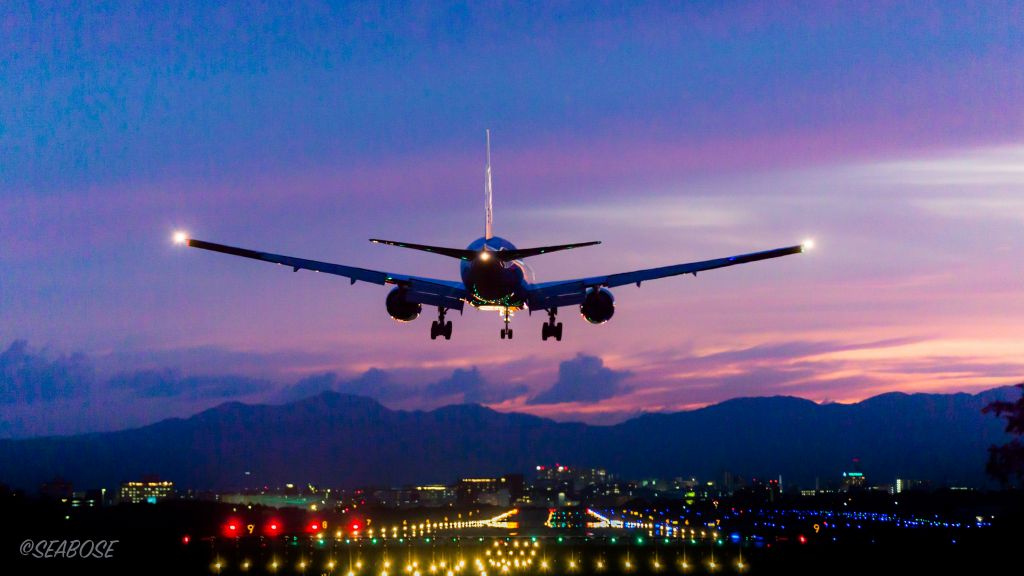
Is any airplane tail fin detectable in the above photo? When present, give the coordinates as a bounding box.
[485,129,494,240]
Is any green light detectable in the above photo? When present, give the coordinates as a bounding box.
[531,537,537,543]
[425,538,431,543]
[372,538,378,544]
[636,537,644,545]
[610,538,617,544]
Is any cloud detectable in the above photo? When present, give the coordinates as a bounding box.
[107,368,272,399]
[687,337,923,366]
[528,354,631,405]
[276,367,530,406]
[0,341,95,404]
[335,368,419,403]
[276,372,339,403]
[425,367,528,404]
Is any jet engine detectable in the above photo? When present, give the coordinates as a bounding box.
[385,288,422,322]
[580,287,615,324]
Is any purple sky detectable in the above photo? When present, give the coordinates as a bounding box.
[2,2,1023,437]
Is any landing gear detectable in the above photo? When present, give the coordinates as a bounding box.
[541,308,563,341]
[500,307,513,339]
[430,308,452,340]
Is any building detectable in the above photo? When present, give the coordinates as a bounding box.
[895,478,928,494]
[840,458,867,491]
[840,471,866,491]
[38,477,74,501]
[456,477,520,505]
[119,477,174,504]
[414,485,457,507]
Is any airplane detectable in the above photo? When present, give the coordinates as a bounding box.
[174,130,811,341]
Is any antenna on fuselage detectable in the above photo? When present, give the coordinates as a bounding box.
[484,129,494,240]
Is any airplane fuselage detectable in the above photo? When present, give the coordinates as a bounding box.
[460,236,530,309]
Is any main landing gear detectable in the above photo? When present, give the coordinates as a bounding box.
[500,307,514,339]
[541,308,563,341]
[430,308,453,340]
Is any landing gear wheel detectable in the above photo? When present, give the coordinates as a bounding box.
[431,308,449,340]
[507,328,513,339]
[500,328,507,339]
[542,309,562,341]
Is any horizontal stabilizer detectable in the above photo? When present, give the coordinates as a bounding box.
[370,239,478,260]
[497,241,601,260]
[371,239,601,261]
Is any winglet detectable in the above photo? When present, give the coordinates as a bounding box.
[485,129,494,240]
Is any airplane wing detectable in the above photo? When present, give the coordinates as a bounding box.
[526,244,806,309]
[186,238,468,310]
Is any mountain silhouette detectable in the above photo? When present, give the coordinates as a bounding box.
[0,387,1015,491]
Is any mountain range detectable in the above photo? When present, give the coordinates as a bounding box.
[0,387,1017,491]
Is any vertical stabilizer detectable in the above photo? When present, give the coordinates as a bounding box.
[484,129,494,240]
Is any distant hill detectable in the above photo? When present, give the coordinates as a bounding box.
[0,387,1016,491]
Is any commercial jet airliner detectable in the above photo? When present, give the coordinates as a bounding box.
[175,131,810,340]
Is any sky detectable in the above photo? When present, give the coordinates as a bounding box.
[2,2,1023,437]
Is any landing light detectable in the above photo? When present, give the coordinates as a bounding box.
[173,231,189,245]
[478,251,492,261]
[801,238,815,251]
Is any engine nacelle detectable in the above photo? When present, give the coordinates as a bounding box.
[580,287,615,324]
[385,288,422,322]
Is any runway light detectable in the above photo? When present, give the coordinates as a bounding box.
[173,231,189,245]
[801,238,815,251]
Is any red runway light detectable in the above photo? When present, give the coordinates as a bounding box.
[223,519,243,538]
[265,520,282,536]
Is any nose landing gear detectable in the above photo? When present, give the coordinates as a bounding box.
[541,308,563,341]
[500,307,514,339]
